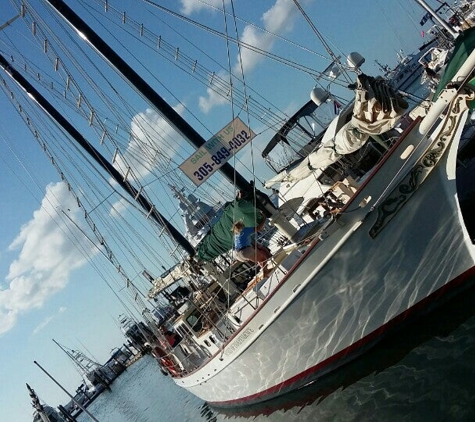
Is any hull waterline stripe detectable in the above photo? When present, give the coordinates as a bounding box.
[208,265,475,407]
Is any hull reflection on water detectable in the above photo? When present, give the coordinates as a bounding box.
[78,277,475,421]
[209,277,475,421]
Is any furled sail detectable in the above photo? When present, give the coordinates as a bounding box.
[266,74,408,184]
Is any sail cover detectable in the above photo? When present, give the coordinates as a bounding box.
[195,199,265,261]
[264,74,408,184]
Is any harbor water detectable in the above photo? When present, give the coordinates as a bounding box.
[77,83,475,422]
[76,278,475,422]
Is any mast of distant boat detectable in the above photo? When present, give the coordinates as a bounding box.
[33,361,100,422]
[415,0,459,39]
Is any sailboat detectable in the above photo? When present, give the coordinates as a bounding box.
[2,0,475,409]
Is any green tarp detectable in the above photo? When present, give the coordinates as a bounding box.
[195,199,265,262]
[435,26,475,100]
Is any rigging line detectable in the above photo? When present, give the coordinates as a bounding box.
[0,129,48,206]
[99,186,181,266]
[9,112,121,251]
[83,0,309,139]
[20,1,158,166]
[394,0,424,38]
[135,0,335,118]
[386,0,420,46]
[5,73,182,264]
[15,6,256,247]
[375,0,409,48]
[83,1,222,138]
[78,0,217,139]
[89,195,172,275]
[101,191,182,264]
[139,0,350,86]
[0,13,20,31]
[228,0,259,234]
[44,43,140,160]
[80,250,149,319]
[60,210,149,299]
[62,137,183,261]
[3,86,97,201]
[0,50,135,150]
[0,18,43,62]
[292,0,353,84]
[178,0,337,60]
[230,0,264,332]
[89,204,157,271]
[10,8,117,146]
[220,0,238,316]
[114,214,176,270]
[140,0,332,63]
[27,0,312,158]
[0,120,125,306]
[79,210,160,304]
[41,0,256,201]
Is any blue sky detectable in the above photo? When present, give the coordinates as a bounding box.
[0,0,448,420]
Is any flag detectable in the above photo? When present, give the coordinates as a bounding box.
[334,100,342,115]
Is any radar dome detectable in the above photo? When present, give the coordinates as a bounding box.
[310,87,329,106]
[347,52,365,69]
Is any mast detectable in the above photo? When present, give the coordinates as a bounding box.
[33,361,100,422]
[44,0,252,193]
[52,339,102,376]
[292,0,352,83]
[42,0,303,241]
[0,53,195,256]
[415,0,459,39]
[52,339,111,390]
[26,384,50,422]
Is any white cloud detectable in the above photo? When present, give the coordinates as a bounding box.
[32,306,68,335]
[32,315,54,335]
[198,71,230,114]
[0,182,93,336]
[109,104,186,218]
[109,197,129,219]
[198,0,303,112]
[180,0,227,15]
[114,105,185,181]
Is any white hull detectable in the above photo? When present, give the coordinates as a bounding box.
[174,100,475,405]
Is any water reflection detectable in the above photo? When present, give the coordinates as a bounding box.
[210,278,475,421]
[78,279,475,421]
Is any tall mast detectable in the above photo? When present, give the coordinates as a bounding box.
[26,384,48,422]
[45,0,304,239]
[43,0,299,240]
[0,53,195,255]
[44,0,252,193]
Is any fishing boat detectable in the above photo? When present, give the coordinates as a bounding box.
[2,0,475,409]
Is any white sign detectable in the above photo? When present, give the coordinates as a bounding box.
[180,117,255,186]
